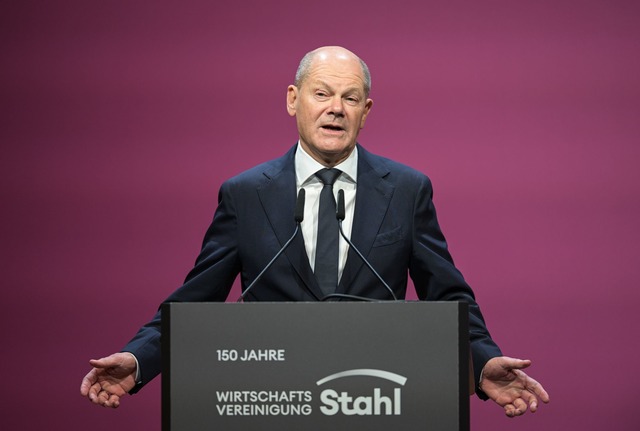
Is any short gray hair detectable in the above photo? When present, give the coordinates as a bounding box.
[294,50,371,97]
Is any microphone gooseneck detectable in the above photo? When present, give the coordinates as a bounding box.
[324,189,398,301]
[237,188,305,302]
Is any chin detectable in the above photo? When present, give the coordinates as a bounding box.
[320,139,353,152]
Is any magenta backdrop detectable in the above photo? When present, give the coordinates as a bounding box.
[2,0,639,429]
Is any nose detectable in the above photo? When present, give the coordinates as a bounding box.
[327,96,344,117]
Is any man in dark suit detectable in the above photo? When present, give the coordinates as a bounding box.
[81,46,549,417]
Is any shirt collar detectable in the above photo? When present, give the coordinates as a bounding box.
[295,142,358,187]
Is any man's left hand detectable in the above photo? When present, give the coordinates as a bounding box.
[480,356,550,417]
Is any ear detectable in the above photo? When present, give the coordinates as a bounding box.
[359,98,374,128]
[286,85,298,117]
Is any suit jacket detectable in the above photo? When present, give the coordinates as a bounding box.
[123,144,502,397]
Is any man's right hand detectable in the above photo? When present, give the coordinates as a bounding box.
[80,352,137,408]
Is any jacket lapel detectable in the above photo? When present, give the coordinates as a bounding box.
[257,146,323,300]
[337,146,394,293]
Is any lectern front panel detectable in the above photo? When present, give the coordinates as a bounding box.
[162,301,469,431]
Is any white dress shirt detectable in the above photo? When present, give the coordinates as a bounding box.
[294,143,357,282]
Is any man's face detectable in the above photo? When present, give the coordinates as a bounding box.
[287,52,373,166]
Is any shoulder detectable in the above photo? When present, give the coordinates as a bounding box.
[358,145,432,187]
[221,145,296,190]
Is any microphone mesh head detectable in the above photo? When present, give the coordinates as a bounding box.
[294,188,306,222]
[337,189,346,221]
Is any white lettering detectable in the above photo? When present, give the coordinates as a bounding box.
[374,388,391,415]
[394,388,401,415]
[352,396,372,415]
[239,349,286,361]
[319,389,340,415]
[319,388,402,416]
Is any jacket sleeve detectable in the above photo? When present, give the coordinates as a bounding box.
[408,175,502,400]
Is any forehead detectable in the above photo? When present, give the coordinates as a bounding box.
[304,57,367,92]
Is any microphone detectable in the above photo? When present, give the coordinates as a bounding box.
[322,189,398,301]
[237,188,305,302]
[294,186,305,222]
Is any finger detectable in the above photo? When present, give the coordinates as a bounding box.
[89,382,103,402]
[499,356,532,371]
[80,369,97,396]
[97,389,111,406]
[89,388,102,404]
[527,377,550,403]
[518,386,539,412]
[512,398,528,416]
[89,354,121,369]
[504,403,517,418]
[105,393,121,409]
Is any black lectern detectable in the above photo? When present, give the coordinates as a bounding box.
[162,301,469,431]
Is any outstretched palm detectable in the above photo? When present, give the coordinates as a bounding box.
[80,353,137,408]
[480,356,549,417]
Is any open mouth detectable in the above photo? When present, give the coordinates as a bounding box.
[321,125,345,132]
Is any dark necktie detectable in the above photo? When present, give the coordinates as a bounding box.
[314,168,342,295]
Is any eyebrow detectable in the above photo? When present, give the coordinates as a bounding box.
[313,80,363,95]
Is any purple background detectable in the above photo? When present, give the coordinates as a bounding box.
[2,0,639,429]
